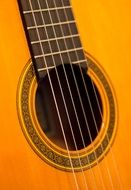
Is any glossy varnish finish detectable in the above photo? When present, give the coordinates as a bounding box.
[0,0,131,189]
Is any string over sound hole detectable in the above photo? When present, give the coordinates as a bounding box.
[35,64,103,151]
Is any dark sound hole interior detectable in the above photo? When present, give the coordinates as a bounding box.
[35,64,103,151]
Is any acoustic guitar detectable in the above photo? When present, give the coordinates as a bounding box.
[0,0,131,189]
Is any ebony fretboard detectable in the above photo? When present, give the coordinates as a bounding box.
[18,0,87,80]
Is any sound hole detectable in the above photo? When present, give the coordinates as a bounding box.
[35,64,103,151]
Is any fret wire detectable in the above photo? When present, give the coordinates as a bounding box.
[37,59,87,72]
[23,6,72,14]
[72,59,87,64]
[33,1,80,187]
[38,66,56,72]
[39,59,87,71]
[31,34,80,44]
[34,47,83,58]
[27,20,76,30]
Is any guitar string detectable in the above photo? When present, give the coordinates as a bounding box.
[53,0,117,188]
[40,0,107,189]
[51,0,107,189]
[41,2,101,189]
[37,0,89,189]
[29,0,88,190]
[29,0,106,189]
[28,1,80,190]
[62,1,122,189]
[28,1,100,189]
[26,0,111,189]
[91,81,123,190]
[60,1,117,189]
[59,0,121,189]
[49,1,100,190]
[43,0,112,189]
[23,1,121,190]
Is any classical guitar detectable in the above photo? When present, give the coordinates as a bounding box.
[0,0,131,189]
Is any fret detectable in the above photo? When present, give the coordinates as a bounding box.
[68,51,78,62]
[20,0,71,12]
[34,12,44,25]
[36,56,54,69]
[24,7,74,27]
[38,66,56,72]
[28,28,47,42]
[23,6,71,14]
[19,0,30,11]
[65,8,74,21]
[58,37,81,51]
[54,25,63,37]
[37,60,87,72]
[72,59,87,64]
[71,51,86,64]
[39,0,70,9]
[24,12,50,27]
[34,47,83,58]
[38,27,47,40]
[32,41,50,55]
[32,43,42,56]
[19,0,40,11]
[76,49,86,60]
[57,9,66,22]
[50,10,59,24]
[34,57,46,69]
[72,36,82,48]
[38,0,47,9]
[61,0,70,6]
[46,26,55,39]
[31,0,39,10]
[50,40,59,53]
[61,50,86,63]
[69,23,78,35]
[31,36,81,55]
[31,34,80,44]
[66,38,75,49]
[41,11,51,24]
[35,50,86,75]
[24,12,35,27]
[27,21,76,30]
[28,23,78,46]
[45,55,54,67]
[43,41,51,54]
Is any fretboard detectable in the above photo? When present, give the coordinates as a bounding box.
[18,0,87,80]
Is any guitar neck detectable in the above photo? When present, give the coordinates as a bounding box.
[18,0,87,81]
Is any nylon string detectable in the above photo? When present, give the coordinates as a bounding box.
[37,0,89,189]
[61,0,123,189]
[28,0,80,190]
[91,81,123,190]
[49,0,121,189]
[58,1,113,189]
[50,0,107,189]
[27,0,123,190]
[29,0,103,189]
[49,1,101,190]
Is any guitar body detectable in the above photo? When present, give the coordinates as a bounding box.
[0,0,131,189]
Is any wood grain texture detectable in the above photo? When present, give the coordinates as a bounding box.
[0,0,131,189]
